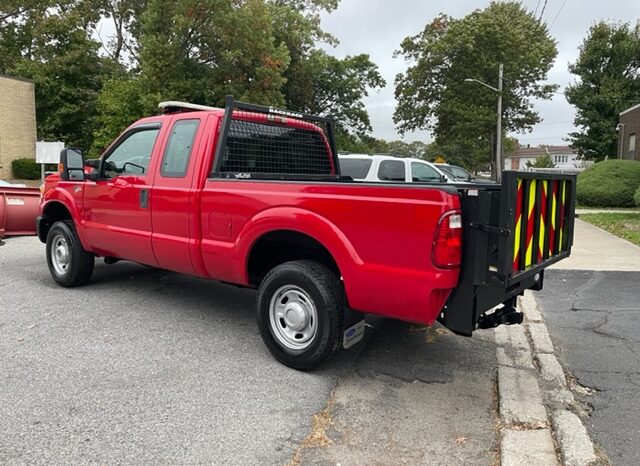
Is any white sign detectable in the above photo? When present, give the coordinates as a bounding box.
[36,141,65,164]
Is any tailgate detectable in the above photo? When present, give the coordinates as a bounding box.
[438,171,576,336]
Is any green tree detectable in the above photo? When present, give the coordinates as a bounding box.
[1,0,117,149]
[566,21,640,160]
[269,1,385,138]
[285,50,385,137]
[526,153,555,168]
[93,0,292,152]
[394,2,558,172]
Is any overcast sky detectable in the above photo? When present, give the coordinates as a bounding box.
[319,0,640,147]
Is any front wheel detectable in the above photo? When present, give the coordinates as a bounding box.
[46,220,95,287]
[256,260,345,371]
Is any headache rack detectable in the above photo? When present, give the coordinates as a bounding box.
[439,171,577,336]
[210,96,342,181]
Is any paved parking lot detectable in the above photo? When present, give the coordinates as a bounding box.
[1,237,498,465]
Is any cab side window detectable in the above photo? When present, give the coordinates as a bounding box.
[103,128,160,178]
[378,160,405,181]
[161,119,200,178]
[411,162,441,182]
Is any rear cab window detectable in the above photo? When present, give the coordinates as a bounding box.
[212,118,333,177]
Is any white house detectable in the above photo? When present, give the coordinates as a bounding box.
[504,145,583,171]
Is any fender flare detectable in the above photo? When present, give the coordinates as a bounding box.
[40,187,90,249]
[237,206,363,284]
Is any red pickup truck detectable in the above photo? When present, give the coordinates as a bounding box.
[37,97,576,370]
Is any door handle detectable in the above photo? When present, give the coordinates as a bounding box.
[139,189,149,209]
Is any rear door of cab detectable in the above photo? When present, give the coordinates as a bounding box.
[149,114,205,274]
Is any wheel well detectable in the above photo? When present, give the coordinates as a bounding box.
[40,202,72,241]
[247,230,340,287]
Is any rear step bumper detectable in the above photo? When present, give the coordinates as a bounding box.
[476,298,524,330]
[438,171,576,336]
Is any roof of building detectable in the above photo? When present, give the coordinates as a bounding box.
[506,145,578,158]
[0,73,34,84]
[620,103,640,116]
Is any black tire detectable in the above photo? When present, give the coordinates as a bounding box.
[46,220,95,287]
[256,260,345,371]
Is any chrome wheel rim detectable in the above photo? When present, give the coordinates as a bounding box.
[269,285,318,350]
[50,234,70,276]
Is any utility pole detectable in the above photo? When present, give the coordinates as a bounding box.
[496,63,503,183]
[465,62,504,182]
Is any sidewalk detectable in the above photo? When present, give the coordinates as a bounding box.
[576,208,640,214]
[550,218,640,271]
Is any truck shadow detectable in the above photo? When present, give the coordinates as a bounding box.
[355,319,496,383]
[89,260,256,324]
[85,261,496,377]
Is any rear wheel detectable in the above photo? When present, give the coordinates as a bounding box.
[256,260,345,371]
[46,220,94,287]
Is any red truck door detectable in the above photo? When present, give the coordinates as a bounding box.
[149,116,203,274]
[82,123,163,265]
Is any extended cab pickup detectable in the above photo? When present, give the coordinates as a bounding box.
[37,97,577,370]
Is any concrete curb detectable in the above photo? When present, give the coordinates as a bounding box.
[552,410,597,466]
[496,292,599,465]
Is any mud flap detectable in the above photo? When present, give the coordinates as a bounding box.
[343,308,366,349]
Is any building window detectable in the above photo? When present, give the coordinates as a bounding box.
[629,134,636,157]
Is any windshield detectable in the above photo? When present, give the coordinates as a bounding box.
[450,165,472,180]
[440,165,471,181]
[438,166,455,178]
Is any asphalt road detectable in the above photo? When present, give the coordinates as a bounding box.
[0,237,498,465]
[537,269,640,466]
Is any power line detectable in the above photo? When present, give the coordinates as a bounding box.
[533,0,542,16]
[549,0,569,30]
[538,0,549,22]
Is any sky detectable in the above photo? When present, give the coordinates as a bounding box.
[319,0,640,147]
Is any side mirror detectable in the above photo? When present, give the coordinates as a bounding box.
[440,174,448,183]
[59,148,85,181]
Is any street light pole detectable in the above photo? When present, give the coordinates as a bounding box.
[464,63,504,182]
[496,63,503,183]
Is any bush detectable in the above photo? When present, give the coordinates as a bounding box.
[635,186,640,207]
[11,158,41,180]
[576,160,640,207]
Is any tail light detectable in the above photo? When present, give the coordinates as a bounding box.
[432,210,463,269]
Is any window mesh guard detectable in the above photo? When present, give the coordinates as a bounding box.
[218,117,332,175]
[211,96,339,179]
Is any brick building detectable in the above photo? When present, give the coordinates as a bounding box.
[0,74,37,179]
[618,104,640,161]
